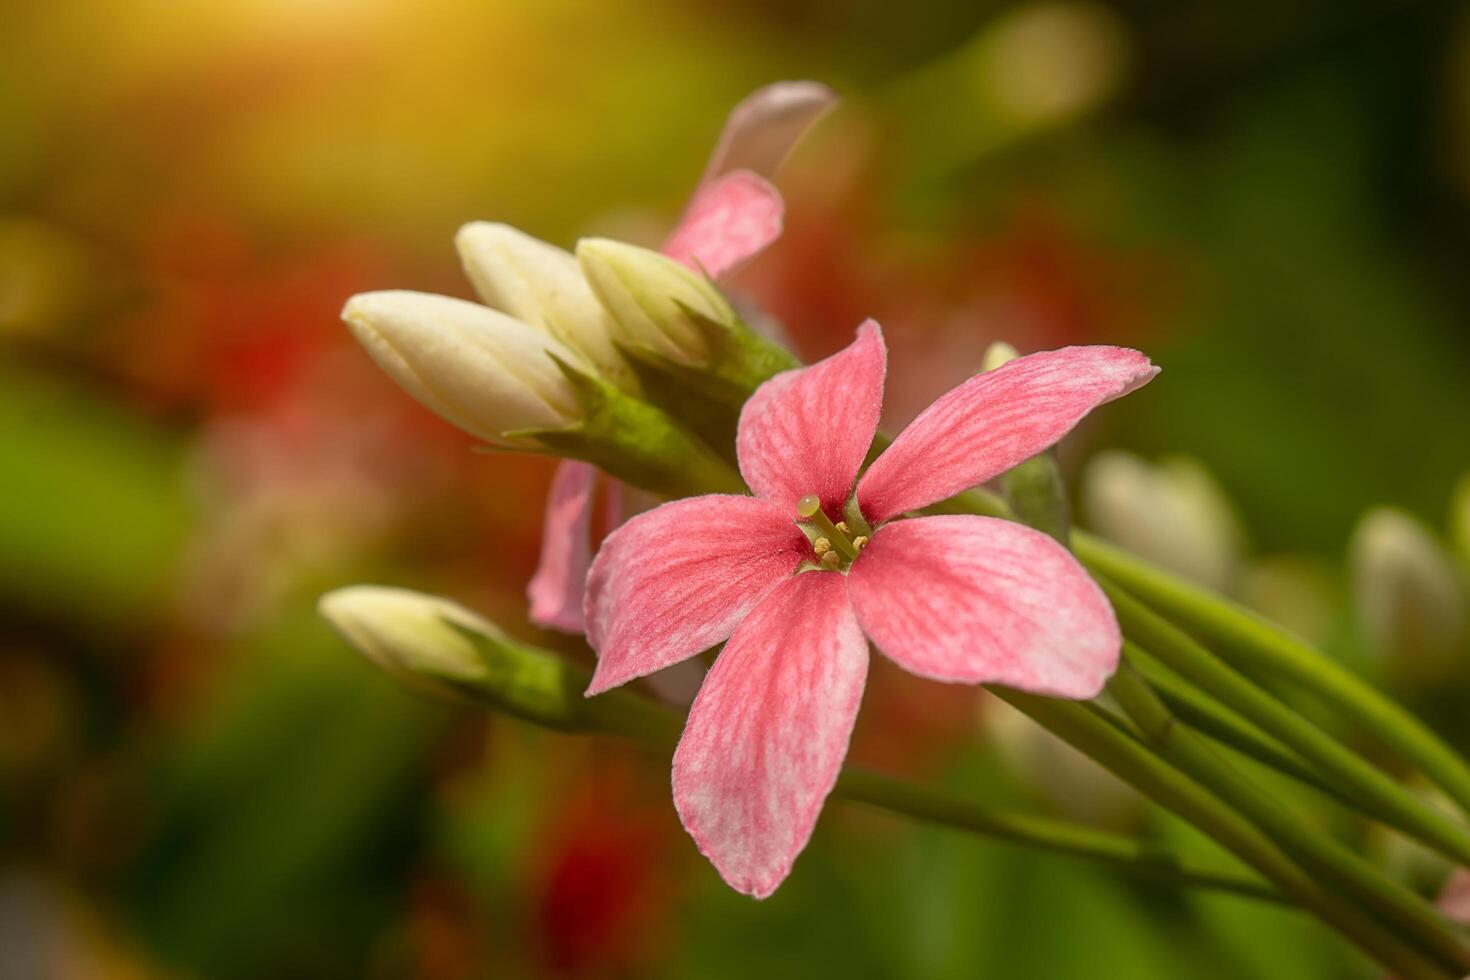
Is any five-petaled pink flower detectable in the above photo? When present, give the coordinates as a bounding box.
[583,322,1158,897]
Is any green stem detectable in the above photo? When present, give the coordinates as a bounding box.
[1101,579,1470,871]
[1127,647,1357,806]
[440,622,1280,903]
[931,487,1470,825]
[996,688,1454,980]
[1077,531,1470,816]
[834,768,1281,903]
[1105,666,1469,977]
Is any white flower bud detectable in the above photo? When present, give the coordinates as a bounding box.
[1350,508,1466,675]
[342,290,581,444]
[319,586,495,699]
[1082,451,1244,593]
[575,238,736,365]
[455,222,638,392]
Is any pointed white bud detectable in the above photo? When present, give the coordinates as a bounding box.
[1350,508,1466,674]
[575,238,735,365]
[342,290,581,444]
[319,586,495,699]
[455,222,639,392]
[1083,451,1244,593]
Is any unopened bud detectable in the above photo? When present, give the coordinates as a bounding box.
[983,694,1140,829]
[981,340,1020,372]
[1350,508,1466,676]
[342,290,581,444]
[1082,451,1243,593]
[319,586,492,700]
[1239,556,1336,648]
[575,238,736,365]
[974,1,1127,129]
[455,223,638,392]
[320,586,678,737]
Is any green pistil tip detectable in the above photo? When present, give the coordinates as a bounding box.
[797,494,822,518]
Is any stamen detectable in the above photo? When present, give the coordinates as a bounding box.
[820,550,842,570]
[795,494,859,562]
[853,535,869,551]
[835,521,850,534]
[813,537,832,556]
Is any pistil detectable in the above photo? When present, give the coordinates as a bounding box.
[797,494,860,561]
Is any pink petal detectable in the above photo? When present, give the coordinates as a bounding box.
[847,515,1120,698]
[601,474,625,532]
[736,320,886,518]
[673,570,867,898]
[857,347,1158,524]
[702,80,838,181]
[583,494,808,695]
[526,460,599,633]
[662,170,784,279]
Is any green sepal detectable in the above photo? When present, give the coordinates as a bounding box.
[615,340,742,467]
[445,620,679,742]
[504,354,746,499]
[680,300,801,401]
[1003,452,1071,544]
[611,303,799,466]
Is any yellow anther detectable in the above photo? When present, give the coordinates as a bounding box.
[853,535,869,551]
[813,537,832,556]
[835,521,850,534]
[820,550,842,570]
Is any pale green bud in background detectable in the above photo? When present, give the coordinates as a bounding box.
[319,586,492,700]
[1350,507,1466,678]
[1082,451,1245,593]
[575,238,736,365]
[982,694,1141,830]
[972,1,1128,130]
[1239,556,1338,649]
[342,290,581,444]
[981,340,1020,372]
[455,222,639,393]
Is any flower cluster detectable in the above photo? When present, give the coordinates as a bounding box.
[332,81,1158,898]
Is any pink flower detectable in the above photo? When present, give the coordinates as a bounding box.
[583,321,1158,897]
[527,81,836,634]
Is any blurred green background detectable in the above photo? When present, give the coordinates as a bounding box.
[2,0,1469,977]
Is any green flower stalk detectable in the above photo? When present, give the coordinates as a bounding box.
[318,584,1281,905]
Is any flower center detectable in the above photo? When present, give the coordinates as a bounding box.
[796,494,869,572]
